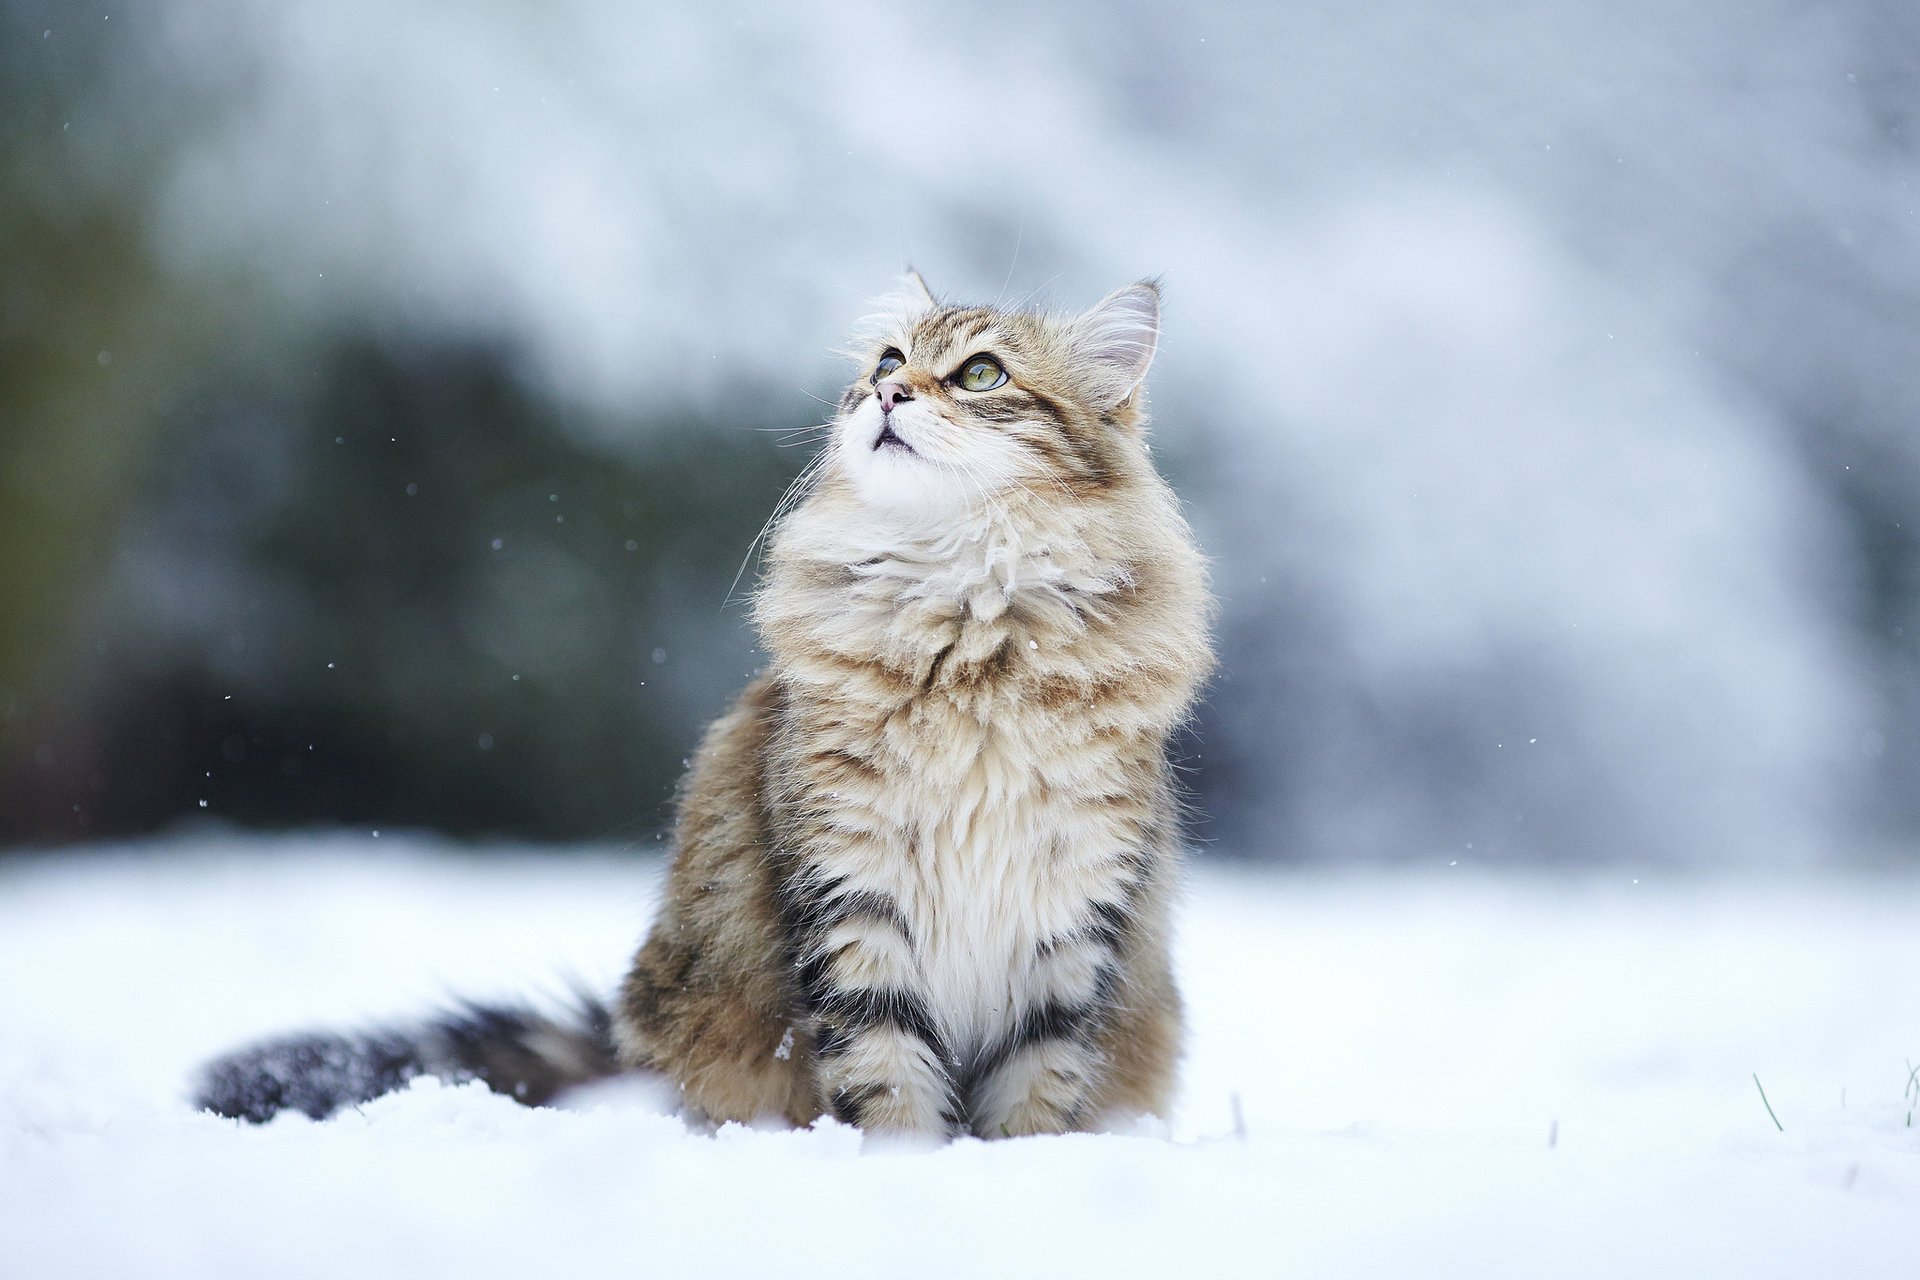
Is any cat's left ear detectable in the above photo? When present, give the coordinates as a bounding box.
[1070,280,1160,410]
[902,267,936,308]
[852,270,939,350]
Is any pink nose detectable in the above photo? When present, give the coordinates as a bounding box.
[877,381,912,414]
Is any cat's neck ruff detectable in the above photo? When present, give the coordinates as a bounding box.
[787,490,1124,618]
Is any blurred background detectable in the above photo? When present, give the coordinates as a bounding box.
[3,0,1917,868]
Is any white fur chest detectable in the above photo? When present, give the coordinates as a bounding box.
[874,709,1129,1057]
[772,503,1154,1058]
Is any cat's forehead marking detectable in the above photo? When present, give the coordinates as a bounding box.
[909,308,1004,363]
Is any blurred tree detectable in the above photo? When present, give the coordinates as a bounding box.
[3,331,803,844]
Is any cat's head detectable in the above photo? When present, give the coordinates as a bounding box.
[829,275,1163,517]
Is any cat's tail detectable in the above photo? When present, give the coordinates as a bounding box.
[191,991,623,1123]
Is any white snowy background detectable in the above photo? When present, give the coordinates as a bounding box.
[3,833,1917,1277]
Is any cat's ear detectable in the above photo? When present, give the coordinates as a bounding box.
[850,270,938,351]
[901,267,936,308]
[1070,280,1160,409]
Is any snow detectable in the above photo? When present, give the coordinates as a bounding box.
[2,832,1915,1277]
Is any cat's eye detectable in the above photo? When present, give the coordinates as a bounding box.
[955,354,1007,392]
[871,349,905,383]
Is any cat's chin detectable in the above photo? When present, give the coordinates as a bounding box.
[843,465,977,523]
[837,432,969,520]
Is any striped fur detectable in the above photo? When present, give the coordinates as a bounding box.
[194,279,1211,1140]
[193,995,619,1123]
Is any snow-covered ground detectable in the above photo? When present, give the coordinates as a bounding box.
[2,832,1914,1277]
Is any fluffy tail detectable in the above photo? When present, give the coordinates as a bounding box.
[192,993,622,1123]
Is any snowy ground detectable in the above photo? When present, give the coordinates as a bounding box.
[1,833,1915,1277]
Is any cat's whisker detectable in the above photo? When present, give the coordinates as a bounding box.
[728,447,830,605]
[994,216,1025,309]
[765,424,838,445]
[1008,271,1067,315]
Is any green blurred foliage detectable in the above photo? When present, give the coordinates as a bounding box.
[4,324,809,846]
[2,8,179,712]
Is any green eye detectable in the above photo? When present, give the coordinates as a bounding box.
[871,349,904,383]
[956,354,1007,392]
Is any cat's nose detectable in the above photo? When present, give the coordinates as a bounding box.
[877,381,913,414]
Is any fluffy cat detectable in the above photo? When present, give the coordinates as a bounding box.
[195,274,1213,1139]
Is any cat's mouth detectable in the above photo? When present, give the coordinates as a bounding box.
[873,422,915,455]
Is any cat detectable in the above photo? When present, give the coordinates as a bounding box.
[194,274,1214,1140]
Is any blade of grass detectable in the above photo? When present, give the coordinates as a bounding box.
[1752,1072,1785,1132]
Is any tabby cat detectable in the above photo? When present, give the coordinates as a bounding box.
[195,274,1213,1140]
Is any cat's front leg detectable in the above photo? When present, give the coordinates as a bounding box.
[967,909,1126,1137]
[797,887,959,1139]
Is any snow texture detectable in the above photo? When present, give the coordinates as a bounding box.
[2,832,1915,1277]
